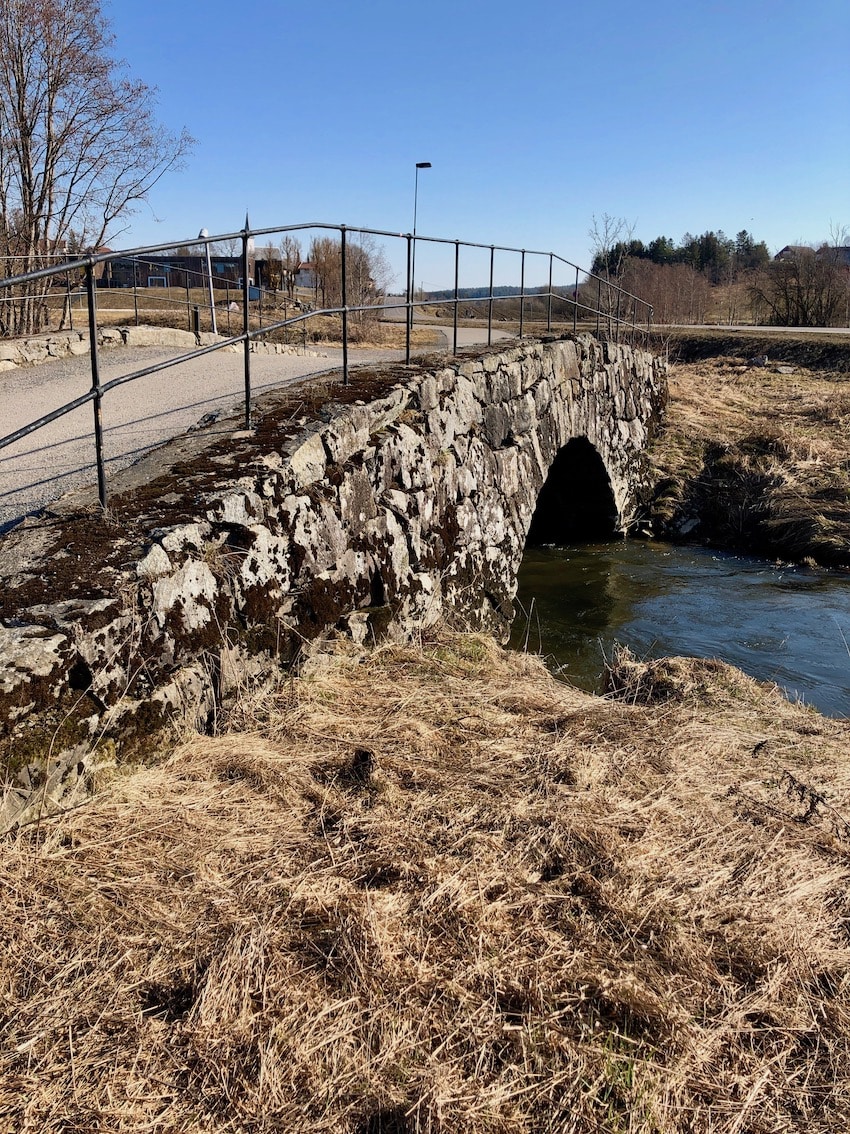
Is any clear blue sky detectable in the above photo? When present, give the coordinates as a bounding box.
[109,0,849,291]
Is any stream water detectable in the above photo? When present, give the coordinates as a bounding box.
[509,541,850,718]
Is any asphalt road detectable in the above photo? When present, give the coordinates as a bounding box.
[656,323,850,335]
[0,324,512,533]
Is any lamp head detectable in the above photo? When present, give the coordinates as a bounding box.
[415,162,432,169]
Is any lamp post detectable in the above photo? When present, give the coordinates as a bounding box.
[198,227,217,335]
[410,161,431,330]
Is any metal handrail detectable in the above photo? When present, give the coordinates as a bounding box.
[0,220,653,514]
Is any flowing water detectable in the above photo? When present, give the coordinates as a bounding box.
[509,541,850,718]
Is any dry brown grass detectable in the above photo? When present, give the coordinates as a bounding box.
[2,630,850,1132]
[56,289,443,350]
[261,313,440,350]
[648,357,850,566]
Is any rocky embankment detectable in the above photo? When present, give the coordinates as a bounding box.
[646,332,850,568]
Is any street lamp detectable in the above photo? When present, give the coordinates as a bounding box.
[198,227,218,335]
[410,161,431,330]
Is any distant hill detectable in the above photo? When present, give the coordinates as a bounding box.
[423,285,548,301]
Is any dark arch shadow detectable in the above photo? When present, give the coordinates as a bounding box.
[526,437,618,545]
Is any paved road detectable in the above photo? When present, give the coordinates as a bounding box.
[0,324,512,533]
[656,323,850,336]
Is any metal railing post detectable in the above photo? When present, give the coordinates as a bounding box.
[404,233,412,365]
[85,264,107,511]
[341,225,349,385]
[547,254,553,333]
[185,277,191,331]
[453,240,459,355]
[487,245,494,347]
[596,278,601,337]
[573,266,579,334]
[615,285,622,343]
[242,229,252,430]
[133,258,139,326]
[409,232,417,335]
[519,250,526,338]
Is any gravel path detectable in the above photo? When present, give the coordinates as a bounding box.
[0,325,514,533]
[0,343,403,532]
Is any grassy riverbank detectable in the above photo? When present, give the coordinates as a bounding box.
[647,332,850,568]
[3,631,850,1132]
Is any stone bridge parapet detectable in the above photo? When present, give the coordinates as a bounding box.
[0,333,666,828]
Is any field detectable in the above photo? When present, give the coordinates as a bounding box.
[646,331,850,568]
[3,629,850,1133]
[39,286,443,349]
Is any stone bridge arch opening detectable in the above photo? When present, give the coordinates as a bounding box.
[525,437,619,546]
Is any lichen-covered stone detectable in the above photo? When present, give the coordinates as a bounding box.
[287,429,327,489]
[0,625,66,696]
[137,544,172,579]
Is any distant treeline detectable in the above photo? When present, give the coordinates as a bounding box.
[424,231,772,300]
[420,226,849,326]
[591,229,771,284]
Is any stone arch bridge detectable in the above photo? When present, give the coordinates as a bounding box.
[0,333,666,827]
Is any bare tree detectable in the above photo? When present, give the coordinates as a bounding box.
[260,243,282,291]
[279,235,302,299]
[0,0,193,335]
[830,222,850,327]
[209,238,242,257]
[588,214,636,281]
[348,232,393,327]
[620,259,711,325]
[587,213,636,335]
[308,236,339,307]
[305,233,395,339]
[750,243,847,327]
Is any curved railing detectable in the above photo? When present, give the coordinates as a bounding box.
[0,221,653,512]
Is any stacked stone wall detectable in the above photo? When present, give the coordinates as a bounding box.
[0,325,322,373]
[0,334,666,828]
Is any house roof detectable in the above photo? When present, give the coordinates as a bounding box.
[775,244,850,265]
